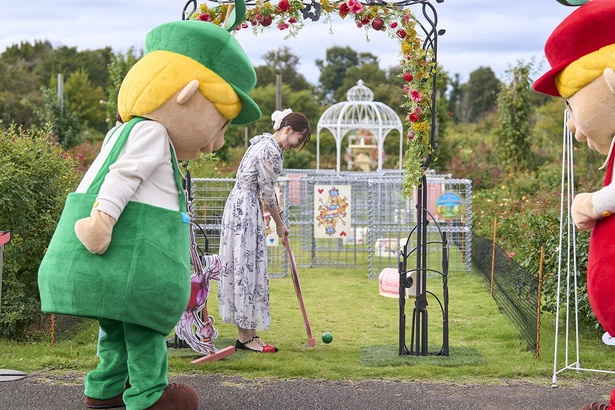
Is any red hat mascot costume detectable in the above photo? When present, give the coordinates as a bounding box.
[37,3,261,409]
[535,1,615,409]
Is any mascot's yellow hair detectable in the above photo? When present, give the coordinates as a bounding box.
[555,44,615,98]
[118,50,242,122]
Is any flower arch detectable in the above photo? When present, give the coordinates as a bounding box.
[182,0,442,193]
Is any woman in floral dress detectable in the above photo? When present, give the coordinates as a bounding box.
[218,109,311,352]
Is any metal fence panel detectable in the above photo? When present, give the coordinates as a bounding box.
[190,170,472,279]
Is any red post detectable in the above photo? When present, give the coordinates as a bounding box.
[0,231,11,317]
[0,231,10,246]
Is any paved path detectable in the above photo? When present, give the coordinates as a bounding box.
[0,372,612,409]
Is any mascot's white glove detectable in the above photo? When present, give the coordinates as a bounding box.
[571,192,601,230]
[74,209,117,254]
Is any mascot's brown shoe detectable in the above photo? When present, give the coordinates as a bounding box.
[146,382,199,410]
[84,392,125,408]
[580,403,610,410]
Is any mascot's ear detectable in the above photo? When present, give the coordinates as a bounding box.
[556,0,588,5]
[604,68,615,96]
[177,80,200,105]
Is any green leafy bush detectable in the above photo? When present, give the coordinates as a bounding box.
[473,183,596,333]
[0,124,80,339]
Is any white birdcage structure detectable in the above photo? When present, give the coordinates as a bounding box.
[316,79,404,172]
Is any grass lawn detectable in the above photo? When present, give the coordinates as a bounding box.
[2,265,615,387]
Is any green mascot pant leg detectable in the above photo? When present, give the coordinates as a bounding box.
[85,319,169,410]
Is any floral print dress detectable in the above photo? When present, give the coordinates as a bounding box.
[218,134,283,330]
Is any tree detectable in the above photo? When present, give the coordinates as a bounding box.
[0,41,54,127]
[430,64,453,172]
[462,66,500,123]
[496,61,534,171]
[335,57,387,102]
[447,73,462,123]
[316,46,359,103]
[63,69,107,132]
[21,87,83,149]
[35,45,112,91]
[103,48,142,127]
[255,46,313,92]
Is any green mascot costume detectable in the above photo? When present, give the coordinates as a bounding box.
[38,13,261,410]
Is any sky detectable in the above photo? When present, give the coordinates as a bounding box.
[1,1,575,85]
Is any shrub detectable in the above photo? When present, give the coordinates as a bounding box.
[473,183,596,333]
[0,123,80,339]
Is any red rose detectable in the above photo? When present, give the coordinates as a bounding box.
[397,29,407,39]
[408,113,420,123]
[360,15,371,25]
[390,21,398,29]
[278,0,290,12]
[339,3,350,15]
[403,72,413,82]
[198,14,211,22]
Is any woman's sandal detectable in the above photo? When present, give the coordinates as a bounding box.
[254,335,279,352]
[235,337,278,353]
[235,337,261,352]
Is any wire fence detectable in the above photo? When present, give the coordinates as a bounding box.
[190,169,473,279]
[471,233,539,354]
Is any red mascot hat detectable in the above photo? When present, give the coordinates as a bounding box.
[534,0,615,96]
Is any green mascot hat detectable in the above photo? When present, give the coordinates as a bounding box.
[145,20,261,125]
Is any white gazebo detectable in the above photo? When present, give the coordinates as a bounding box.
[316,79,404,172]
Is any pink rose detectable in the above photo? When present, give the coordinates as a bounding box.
[411,90,422,102]
[348,0,363,14]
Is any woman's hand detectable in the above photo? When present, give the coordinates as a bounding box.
[276,222,289,238]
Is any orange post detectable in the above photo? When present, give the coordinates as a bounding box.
[490,216,497,296]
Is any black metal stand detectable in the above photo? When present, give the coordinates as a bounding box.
[398,0,449,357]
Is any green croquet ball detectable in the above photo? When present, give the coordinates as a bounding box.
[322,332,333,344]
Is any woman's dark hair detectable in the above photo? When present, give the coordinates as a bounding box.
[275,112,311,152]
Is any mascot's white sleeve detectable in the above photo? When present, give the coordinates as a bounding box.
[76,121,180,220]
[592,142,615,216]
[593,183,615,215]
